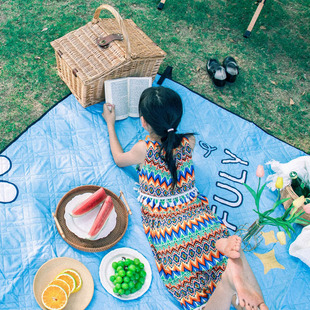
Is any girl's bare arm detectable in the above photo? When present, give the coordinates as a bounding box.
[102,103,146,167]
[188,135,196,150]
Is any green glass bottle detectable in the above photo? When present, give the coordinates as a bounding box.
[289,171,310,197]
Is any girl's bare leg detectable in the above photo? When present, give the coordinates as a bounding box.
[202,236,268,310]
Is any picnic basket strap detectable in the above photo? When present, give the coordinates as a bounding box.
[92,4,131,60]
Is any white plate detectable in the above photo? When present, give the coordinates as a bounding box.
[99,247,152,300]
[64,192,117,240]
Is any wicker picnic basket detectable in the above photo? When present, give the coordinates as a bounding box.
[50,4,166,108]
[281,185,310,225]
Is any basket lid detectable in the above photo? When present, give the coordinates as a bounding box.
[50,18,166,82]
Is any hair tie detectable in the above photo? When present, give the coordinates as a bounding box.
[167,128,175,133]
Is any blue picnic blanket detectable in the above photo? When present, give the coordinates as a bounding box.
[0,74,309,310]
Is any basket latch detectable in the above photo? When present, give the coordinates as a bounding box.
[96,33,123,49]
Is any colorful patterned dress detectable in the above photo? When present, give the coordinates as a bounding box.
[137,136,229,310]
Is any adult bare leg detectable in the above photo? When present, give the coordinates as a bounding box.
[202,236,268,310]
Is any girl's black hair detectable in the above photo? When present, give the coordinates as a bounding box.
[139,86,192,187]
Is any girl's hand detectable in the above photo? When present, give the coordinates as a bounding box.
[102,103,115,127]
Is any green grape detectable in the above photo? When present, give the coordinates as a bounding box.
[128,264,136,272]
[115,283,121,290]
[124,258,131,266]
[115,276,123,284]
[113,287,118,294]
[118,288,124,295]
[124,289,131,295]
[139,262,144,269]
[139,277,145,285]
[118,261,125,267]
[112,262,118,270]
[126,270,133,278]
[135,282,142,290]
[135,266,140,273]
[128,281,135,289]
[123,276,130,283]
[134,273,140,280]
[121,282,129,290]
[116,266,124,272]
[140,270,146,278]
[133,258,140,266]
[110,275,116,282]
[130,287,137,294]
[118,269,126,277]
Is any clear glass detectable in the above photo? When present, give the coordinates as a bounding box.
[238,219,264,252]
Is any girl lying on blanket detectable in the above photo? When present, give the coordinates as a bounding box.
[102,86,268,310]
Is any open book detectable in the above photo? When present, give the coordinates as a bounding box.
[104,77,152,120]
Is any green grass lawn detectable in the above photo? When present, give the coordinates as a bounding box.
[0,0,309,153]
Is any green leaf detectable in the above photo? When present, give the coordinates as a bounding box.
[282,207,292,220]
[291,210,306,222]
[257,182,267,203]
[274,197,291,208]
[281,225,291,238]
[295,218,310,224]
[243,183,258,201]
[285,222,296,233]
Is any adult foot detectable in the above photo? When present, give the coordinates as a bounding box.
[216,235,242,259]
[229,258,268,310]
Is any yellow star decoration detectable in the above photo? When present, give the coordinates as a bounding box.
[261,230,278,245]
[254,249,285,274]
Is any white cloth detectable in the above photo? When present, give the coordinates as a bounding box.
[266,156,310,191]
[289,225,310,267]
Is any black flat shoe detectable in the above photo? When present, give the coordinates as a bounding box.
[206,59,227,87]
[223,56,239,83]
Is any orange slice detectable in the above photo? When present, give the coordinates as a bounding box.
[55,273,76,294]
[49,279,71,297]
[60,269,82,293]
[41,284,68,310]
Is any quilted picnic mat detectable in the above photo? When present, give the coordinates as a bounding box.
[1,74,309,310]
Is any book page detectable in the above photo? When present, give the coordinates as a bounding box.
[128,77,152,117]
[105,78,129,120]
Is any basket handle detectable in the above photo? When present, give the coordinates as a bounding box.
[92,4,131,59]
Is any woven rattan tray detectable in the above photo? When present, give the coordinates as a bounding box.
[54,185,128,252]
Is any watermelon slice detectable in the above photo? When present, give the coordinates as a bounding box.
[87,196,114,239]
[71,187,107,217]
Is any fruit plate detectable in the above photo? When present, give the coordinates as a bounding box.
[64,192,117,240]
[54,185,128,252]
[33,257,94,310]
[99,247,152,300]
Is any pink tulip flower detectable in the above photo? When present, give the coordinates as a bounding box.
[303,203,310,214]
[256,165,265,178]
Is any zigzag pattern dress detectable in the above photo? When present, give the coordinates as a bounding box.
[137,136,229,310]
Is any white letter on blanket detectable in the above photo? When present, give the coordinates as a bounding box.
[221,149,249,166]
[211,205,237,231]
[219,170,247,184]
[213,182,243,207]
